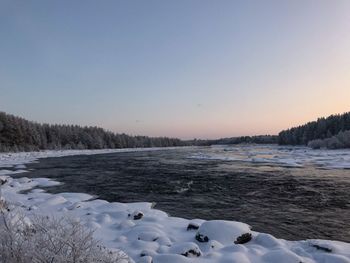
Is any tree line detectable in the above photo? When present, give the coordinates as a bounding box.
[0,112,187,152]
[2,111,350,152]
[212,135,278,145]
[278,112,350,148]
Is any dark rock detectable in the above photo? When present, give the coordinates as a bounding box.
[140,250,153,258]
[312,244,332,253]
[234,233,252,244]
[0,179,7,185]
[195,233,209,243]
[187,223,199,231]
[181,249,201,257]
[133,212,144,220]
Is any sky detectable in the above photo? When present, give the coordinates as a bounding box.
[1,0,350,139]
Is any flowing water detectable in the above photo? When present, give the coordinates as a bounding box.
[19,145,350,242]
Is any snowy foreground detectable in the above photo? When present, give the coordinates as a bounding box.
[1,149,350,263]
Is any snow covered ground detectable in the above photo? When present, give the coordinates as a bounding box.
[0,148,350,263]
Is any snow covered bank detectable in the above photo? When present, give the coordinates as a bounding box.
[0,149,350,263]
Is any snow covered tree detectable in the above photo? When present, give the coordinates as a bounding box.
[0,111,187,152]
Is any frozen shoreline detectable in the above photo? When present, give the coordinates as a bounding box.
[0,149,349,263]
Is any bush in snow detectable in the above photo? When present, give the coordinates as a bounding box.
[0,199,7,212]
[308,130,350,149]
[0,182,8,213]
[0,211,131,263]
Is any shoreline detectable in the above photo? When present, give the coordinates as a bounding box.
[0,149,349,263]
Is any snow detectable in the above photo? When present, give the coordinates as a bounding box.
[195,220,251,245]
[0,148,349,263]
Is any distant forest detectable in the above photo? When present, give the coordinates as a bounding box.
[0,112,187,152]
[278,112,350,149]
[1,111,350,152]
[212,135,278,145]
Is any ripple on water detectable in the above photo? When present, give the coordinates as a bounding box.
[19,146,350,242]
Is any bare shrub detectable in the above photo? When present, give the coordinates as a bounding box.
[0,211,131,263]
[0,199,7,212]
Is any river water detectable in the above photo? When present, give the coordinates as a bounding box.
[20,145,350,242]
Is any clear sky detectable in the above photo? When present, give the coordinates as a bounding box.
[1,0,349,139]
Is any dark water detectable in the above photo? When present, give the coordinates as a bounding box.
[19,146,350,242]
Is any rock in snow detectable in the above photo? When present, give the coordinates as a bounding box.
[195,220,252,245]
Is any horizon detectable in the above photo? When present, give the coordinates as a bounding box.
[1,1,350,139]
[2,110,350,141]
